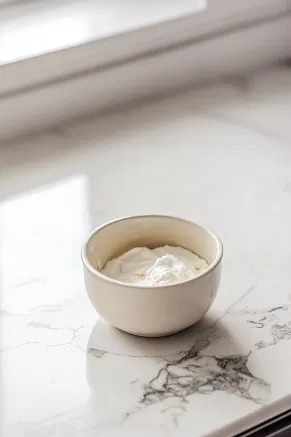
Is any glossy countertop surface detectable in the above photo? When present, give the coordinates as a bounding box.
[1,66,291,437]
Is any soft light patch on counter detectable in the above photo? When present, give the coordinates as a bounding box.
[0,175,90,313]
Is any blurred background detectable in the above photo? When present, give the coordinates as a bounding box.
[1,0,291,139]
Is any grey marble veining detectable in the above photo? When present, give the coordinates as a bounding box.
[1,65,291,437]
[88,292,291,430]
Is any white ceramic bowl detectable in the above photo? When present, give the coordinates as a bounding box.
[82,215,223,337]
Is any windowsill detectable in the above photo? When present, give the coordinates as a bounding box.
[1,0,290,96]
[0,0,206,65]
[1,0,291,141]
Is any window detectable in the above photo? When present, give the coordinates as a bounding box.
[1,0,290,140]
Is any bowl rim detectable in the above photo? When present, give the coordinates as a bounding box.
[81,215,223,289]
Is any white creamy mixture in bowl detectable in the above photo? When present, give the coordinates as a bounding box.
[102,246,209,286]
[82,215,223,337]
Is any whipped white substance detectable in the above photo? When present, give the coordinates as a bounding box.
[101,246,208,286]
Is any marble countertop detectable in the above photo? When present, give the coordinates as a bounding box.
[1,65,291,437]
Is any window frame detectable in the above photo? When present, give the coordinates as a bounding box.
[0,0,291,140]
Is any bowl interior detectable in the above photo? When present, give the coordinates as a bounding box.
[85,216,221,275]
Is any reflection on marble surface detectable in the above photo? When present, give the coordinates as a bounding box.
[1,66,291,437]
